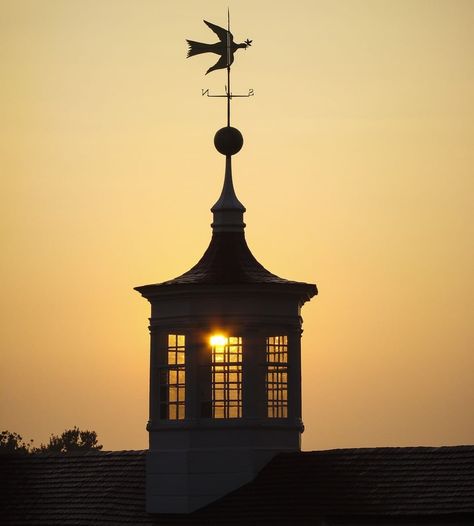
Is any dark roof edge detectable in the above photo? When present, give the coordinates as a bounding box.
[5,445,471,461]
[297,444,474,454]
[135,281,317,301]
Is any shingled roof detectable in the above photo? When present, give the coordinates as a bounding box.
[2,446,474,525]
[135,232,317,299]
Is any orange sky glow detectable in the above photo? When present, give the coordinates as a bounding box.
[1,0,473,451]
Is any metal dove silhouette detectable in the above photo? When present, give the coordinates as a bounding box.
[186,20,252,75]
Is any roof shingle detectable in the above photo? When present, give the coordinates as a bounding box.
[135,232,317,296]
[1,446,473,525]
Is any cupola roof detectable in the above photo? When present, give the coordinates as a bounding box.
[136,24,316,301]
[136,134,317,300]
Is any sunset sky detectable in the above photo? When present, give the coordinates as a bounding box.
[1,0,473,451]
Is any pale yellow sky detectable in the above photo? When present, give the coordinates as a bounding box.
[1,0,473,450]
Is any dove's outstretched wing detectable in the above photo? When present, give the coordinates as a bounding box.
[204,20,232,43]
[206,53,233,75]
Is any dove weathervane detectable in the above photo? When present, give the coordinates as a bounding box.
[186,12,253,129]
[186,19,252,75]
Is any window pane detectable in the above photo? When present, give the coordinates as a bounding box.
[170,387,178,402]
[214,352,224,363]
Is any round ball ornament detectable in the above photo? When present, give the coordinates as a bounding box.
[214,126,244,156]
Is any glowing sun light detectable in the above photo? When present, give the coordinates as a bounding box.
[210,335,227,347]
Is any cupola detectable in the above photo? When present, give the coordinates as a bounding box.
[135,15,317,514]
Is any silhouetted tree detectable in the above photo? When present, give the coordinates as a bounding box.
[35,427,103,453]
[1,427,103,454]
[0,431,34,454]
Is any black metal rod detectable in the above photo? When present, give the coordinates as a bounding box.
[227,8,231,127]
[227,66,231,127]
